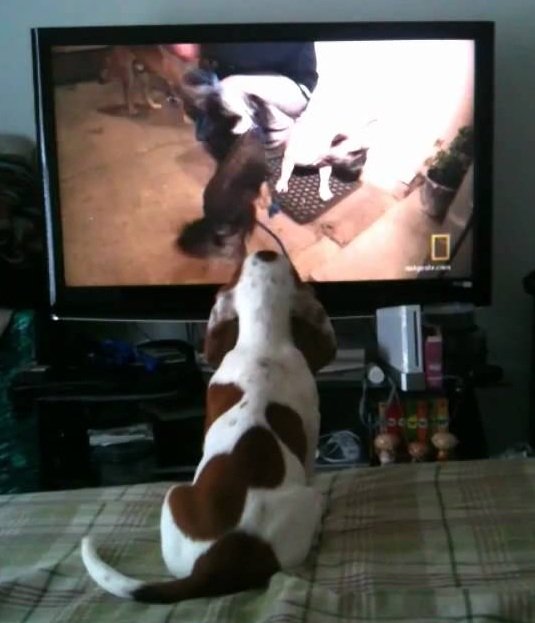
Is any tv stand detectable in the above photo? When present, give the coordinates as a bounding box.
[9,340,206,490]
[9,313,496,490]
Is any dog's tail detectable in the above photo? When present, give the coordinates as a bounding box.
[81,537,144,599]
[81,536,199,603]
[177,218,244,258]
[81,532,279,604]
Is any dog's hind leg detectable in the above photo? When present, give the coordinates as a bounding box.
[140,74,162,110]
[122,65,138,115]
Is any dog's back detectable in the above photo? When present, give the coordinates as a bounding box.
[177,130,269,259]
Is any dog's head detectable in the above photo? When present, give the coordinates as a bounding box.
[181,69,270,161]
[204,251,337,372]
[326,120,377,177]
[326,134,368,176]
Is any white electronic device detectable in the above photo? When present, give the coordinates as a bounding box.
[376,305,426,391]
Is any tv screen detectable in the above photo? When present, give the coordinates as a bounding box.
[32,21,494,320]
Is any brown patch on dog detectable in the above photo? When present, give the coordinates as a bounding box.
[168,426,284,540]
[204,317,239,368]
[133,531,280,603]
[265,402,307,466]
[205,383,244,434]
[291,314,336,373]
[256,250,279,263]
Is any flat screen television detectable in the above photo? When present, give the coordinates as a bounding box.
[32,21,494,320]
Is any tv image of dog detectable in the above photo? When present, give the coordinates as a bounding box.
[81,250,337,603]
[99,45,193,119]
[274,96,375,202]
[177,128,272,260]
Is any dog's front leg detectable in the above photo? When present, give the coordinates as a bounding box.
[275,155,295,195]
[318,165,333,202]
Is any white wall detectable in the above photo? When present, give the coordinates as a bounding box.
[1,0,534,452]
[313,40,474,190]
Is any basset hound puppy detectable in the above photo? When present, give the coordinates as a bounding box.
[81,250,336,603]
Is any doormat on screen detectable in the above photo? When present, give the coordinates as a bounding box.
[266,156,359,225]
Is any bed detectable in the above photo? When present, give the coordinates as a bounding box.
[1,458,534,623]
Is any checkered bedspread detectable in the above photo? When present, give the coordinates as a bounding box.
[1,459,534,622]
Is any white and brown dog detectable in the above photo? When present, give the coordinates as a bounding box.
[81,250,336,603]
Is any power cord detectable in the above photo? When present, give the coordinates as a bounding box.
[316,430,362,465]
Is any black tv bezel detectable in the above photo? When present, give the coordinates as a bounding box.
[32,21,494,321]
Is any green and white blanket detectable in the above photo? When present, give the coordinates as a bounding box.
[1,459,534,622]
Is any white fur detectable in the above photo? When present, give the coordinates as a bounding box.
[81,252,335,600]
[81,536,143,598]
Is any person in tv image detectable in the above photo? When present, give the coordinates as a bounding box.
[168,42,318,152]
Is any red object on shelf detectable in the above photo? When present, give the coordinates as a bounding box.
[424,332,443,389]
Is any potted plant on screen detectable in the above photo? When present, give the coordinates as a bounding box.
[421,125,473,218]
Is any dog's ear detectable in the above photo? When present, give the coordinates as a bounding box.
[331,133,348,147]
[291,273,337,373]
[203,264,242,368]
[247,94,270,132]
